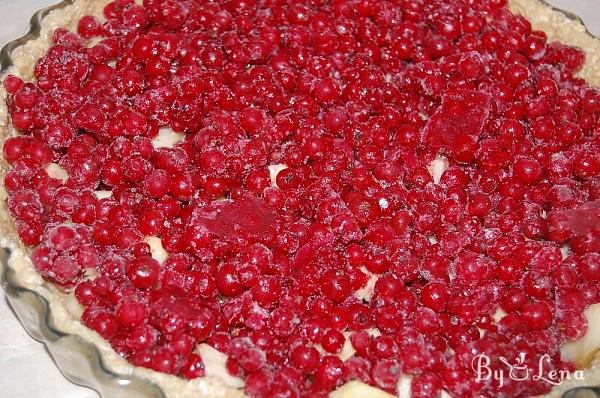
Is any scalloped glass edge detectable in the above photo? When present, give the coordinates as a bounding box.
[0,248,167,398]
[0,1,599,398]
[0,0,169,396]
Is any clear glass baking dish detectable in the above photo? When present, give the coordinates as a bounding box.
[0,248,166,398]
[0,1,599,398]
[0,1,166,396]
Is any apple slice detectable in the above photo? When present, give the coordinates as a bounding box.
[45,162,69,181]
[143,236,169,264]
[268,163,288,188]
[196,344,245,388]
[329,380,397,398]
[94,190,113,199]
[562,303,600,368]
[427,156,449,185]
[152,127,185,149]
[355,268,379,302]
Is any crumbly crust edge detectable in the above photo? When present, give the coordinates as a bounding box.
[0,0,598,397]
[508,0,600,396]
[0,1,242,397]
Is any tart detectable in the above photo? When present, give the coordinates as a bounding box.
[1,0,600,397]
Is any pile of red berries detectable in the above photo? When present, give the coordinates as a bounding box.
[3,0,600,397]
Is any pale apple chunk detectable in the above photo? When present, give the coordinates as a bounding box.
[562,303,600,368]
[143,236,168,264]
[329,380,397,398]
[338,332,356,362]
[94,190,113,199]
[330,375,453,398]
[493,307,507,323]
[45,162,69,181]
[397,374,412,397]
[196,344,245,389]
[152,127,185,149]
[355,267,379,302]
[427,156,449,185]
[268,163,288,188]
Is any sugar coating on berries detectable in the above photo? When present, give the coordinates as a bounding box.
[2,0,600,397]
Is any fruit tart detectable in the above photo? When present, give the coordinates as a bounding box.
[1,0,600,397]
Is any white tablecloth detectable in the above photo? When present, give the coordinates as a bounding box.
[0,1,599,397]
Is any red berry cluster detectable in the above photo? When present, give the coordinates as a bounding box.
[3,0,600,397]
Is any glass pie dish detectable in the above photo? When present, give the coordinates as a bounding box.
[0,1,600,398]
